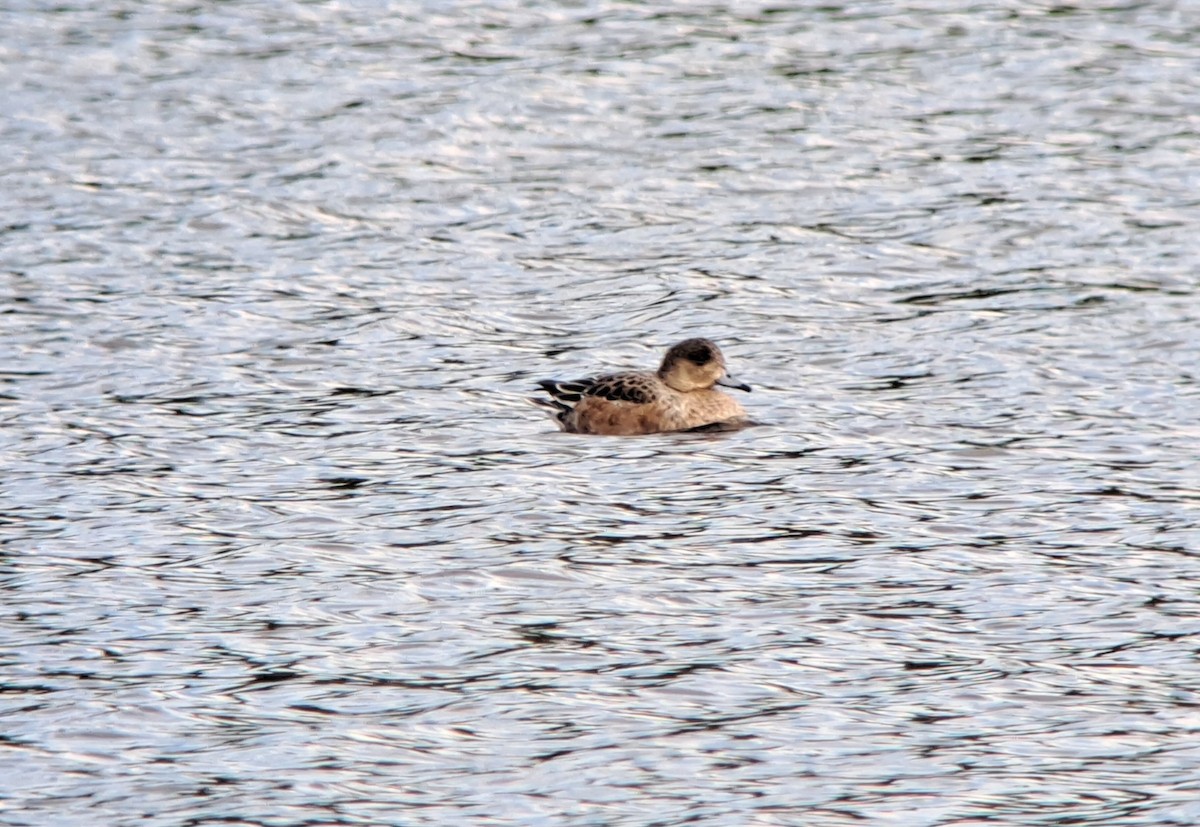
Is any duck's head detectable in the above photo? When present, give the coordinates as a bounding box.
[658,338,751,394]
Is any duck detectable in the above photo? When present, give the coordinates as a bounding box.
[530,338,752,435]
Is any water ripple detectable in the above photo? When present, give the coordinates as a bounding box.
[3,2,1199,825]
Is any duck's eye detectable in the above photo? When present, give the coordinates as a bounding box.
[672,341,712,364]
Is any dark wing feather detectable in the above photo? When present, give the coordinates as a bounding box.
[537,379,594,404]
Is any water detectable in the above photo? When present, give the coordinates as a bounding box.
[2,2,1199,825]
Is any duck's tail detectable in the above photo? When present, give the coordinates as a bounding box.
[529,378,593,429]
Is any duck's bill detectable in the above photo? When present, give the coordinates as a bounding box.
[716,375,751,392]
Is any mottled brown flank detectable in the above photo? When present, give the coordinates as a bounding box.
[575,397,674,435]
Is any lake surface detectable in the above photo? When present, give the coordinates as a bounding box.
[2,2,1199,825]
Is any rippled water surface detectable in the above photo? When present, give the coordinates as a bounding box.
[3,2,1199,825]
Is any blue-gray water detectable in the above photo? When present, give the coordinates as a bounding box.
[2,2,1199,825]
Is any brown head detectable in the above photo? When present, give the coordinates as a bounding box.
[657,338,751,394]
